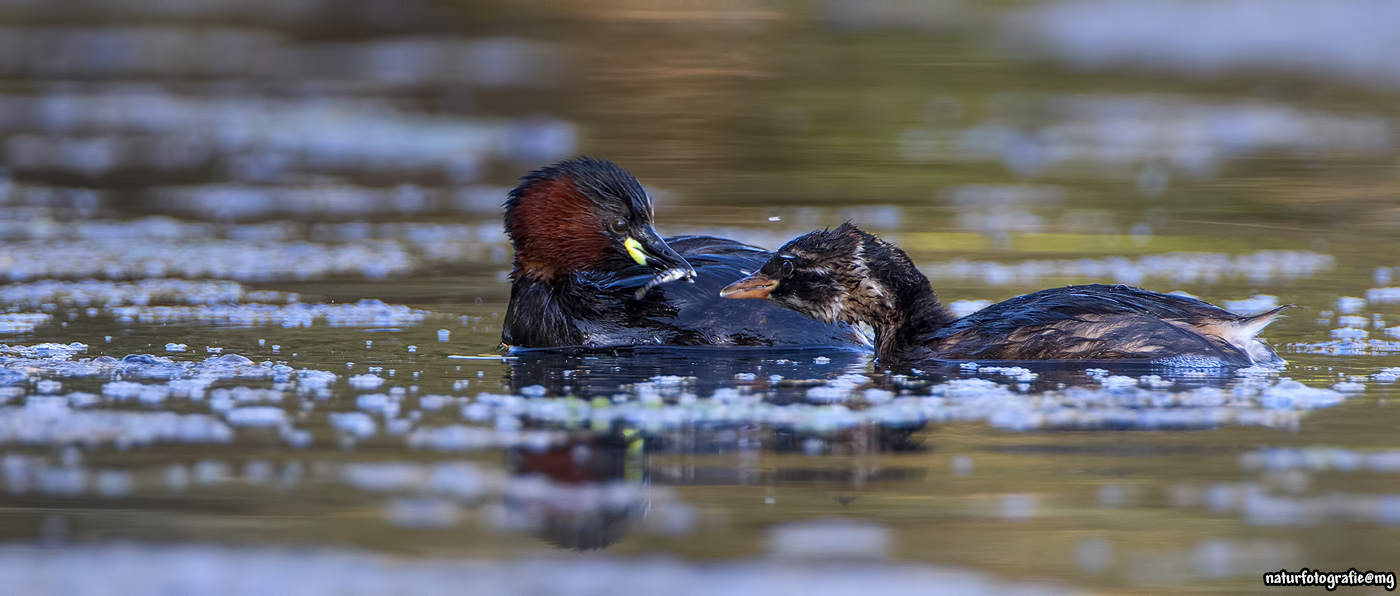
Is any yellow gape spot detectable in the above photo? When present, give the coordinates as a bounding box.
[624,237,647,266]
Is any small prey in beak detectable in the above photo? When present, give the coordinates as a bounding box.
[720,274,778,300]
[635,266,695,299]
[628,228,696,298]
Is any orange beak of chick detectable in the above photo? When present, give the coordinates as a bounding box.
[720,274,778,300]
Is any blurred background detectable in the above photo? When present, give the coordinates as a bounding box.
[4,0,1397,244]
[1,1,1399,594]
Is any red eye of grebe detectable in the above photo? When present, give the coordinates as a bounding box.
[609,218,629,234]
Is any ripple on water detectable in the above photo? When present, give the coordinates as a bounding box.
[0,407,233,447]
[920,250,1333,286]
[450,372,1354,433]
[1012,0,1400,89]
[0,543,1076,596]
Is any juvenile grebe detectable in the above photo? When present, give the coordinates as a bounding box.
[721,223,1286,367]
[502,158,867,349]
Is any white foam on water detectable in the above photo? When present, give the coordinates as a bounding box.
[224,406,287,428]
[0,85,572,178]
[328,412,376,439]
[1336,296,1367,314]
[0,313,51,333]
[1289,338,1400,355]
[109,300,429,328]
[469,373,1353,433]
[921,250,1332,286]
[1241,448,1400,473]
[0,539,1083,596]
[769,520,892,559]
[1368,287,1400,303]
[1223,295,1279,315]
[1010,0,1400,90]
[347,374,385,390]
[949,299,993,318]
[405,425,563,452]
[1175,481,1400,527]
[0,407,233,447]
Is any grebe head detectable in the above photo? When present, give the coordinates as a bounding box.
[721,223,894,324]
[505,157,694,283]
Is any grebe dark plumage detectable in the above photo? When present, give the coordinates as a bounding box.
[502,158,868,350]
[722,223,1286,367]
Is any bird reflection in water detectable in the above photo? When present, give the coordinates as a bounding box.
[503,424,931,551]
[503,430,648,551]
[501,348,886,550]
[496,347,1253,550]
[506,346,872,403]
[506,344,1245,399]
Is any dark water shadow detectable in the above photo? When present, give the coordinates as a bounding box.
[506,345,1261,399]
[505,345,873,402]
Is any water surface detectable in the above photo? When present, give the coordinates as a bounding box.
[1,1,1399,594]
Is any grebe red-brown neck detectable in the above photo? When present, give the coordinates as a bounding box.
[505,157,693,284]
[499,158,869,349]
[723,223,1287,367]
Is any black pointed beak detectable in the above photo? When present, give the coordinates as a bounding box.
[627,227,696,281]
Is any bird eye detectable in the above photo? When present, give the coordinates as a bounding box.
[608,218,629,235]
[779,259,795,278]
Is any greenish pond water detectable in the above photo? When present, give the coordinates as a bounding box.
[1,1,1399,594]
